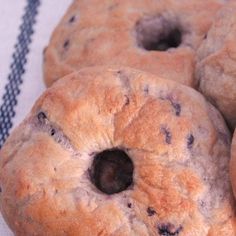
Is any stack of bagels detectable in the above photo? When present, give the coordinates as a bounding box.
[0,1,236,235]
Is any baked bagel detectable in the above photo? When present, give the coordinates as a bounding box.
[196,2,236,129]
[0,67,235,235]
[43,0,223,87]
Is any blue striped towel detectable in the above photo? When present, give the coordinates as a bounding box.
[0,0,72,234]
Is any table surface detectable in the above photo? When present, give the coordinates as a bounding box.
[0,0,73,234]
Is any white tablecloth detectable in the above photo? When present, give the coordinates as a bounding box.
[0,0,72,234]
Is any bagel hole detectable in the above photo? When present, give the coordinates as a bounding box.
[136,16,182,51]
[90,149,134,195]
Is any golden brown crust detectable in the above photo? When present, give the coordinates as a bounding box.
[0,66,235,235]
[196,2,236,129]
[43,0,223,87]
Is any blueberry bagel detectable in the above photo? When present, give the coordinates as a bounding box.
[196,2,236,130]
[43,0,223,87]
[0,66,235,235]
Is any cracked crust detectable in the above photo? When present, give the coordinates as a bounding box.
[0,66,235,235]
[43,0,223,87]
[195,1,236,129]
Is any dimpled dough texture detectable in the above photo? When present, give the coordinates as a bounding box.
[0,66,235,236]
[43,0,223,87]
[196,2,236,129]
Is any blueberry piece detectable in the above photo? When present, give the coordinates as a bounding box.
[37,112,47,123]
[172,103,181,116]
[127,203,132,208]
[160,96,181,116]
[161,127,171,144]
[158,223,183,235]
[187,134,194,149]
[147,207,156,216]
[124,95,130,105]
[143,85,149,95]
[51,128,56,136]
[63,40,70,49]
[68,15,75,23]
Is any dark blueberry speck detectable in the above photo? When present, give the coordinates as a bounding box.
[143,85,149,95]
[124,95,130,105]
[187,134,194,149]
[51,128,56,136]
[147,207,156,216]
[69,15,75,23]
[161,127,171,144]
[200,200,206,207]
[158,223,183,236]
[37,112,47,123]
[172,103,181,116]
[0,187,2,193]
[127,203,132,208]
[160,96,181,116]
[63,40,70,49]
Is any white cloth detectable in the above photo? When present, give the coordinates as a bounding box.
[0,0,72,234]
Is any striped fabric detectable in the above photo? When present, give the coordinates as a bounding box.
[0,1,72,234]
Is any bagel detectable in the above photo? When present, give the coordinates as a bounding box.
[43,0,223,87]
[0,66,235,235]
[196,2,236,129]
